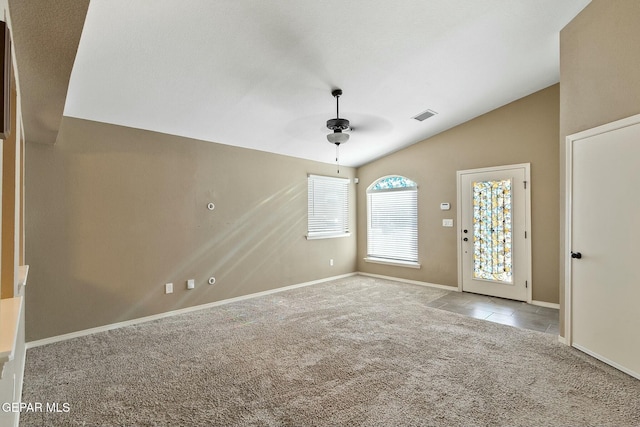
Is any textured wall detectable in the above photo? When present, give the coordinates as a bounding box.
[357,85,560,303]
[558,0,640,336]
[8,0,88,145]
[25,118,357,341]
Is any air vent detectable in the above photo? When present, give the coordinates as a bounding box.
[412,109,438,121]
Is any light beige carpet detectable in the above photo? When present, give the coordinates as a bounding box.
[21,276,640,426]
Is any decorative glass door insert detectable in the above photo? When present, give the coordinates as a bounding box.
[459,164,529,302]
[472,179,512,283]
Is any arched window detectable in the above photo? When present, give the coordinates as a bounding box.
[366,176,419,266]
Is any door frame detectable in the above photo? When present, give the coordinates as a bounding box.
[456,163,532,302]
[564,113,640,348]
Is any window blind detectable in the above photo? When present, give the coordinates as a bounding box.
[367,188,418,262]
[307,174,350,239]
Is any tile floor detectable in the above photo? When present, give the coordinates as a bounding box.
[427,291,559,335]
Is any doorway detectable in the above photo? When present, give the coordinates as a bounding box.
[457,164,531,302]
[565,114,640,379]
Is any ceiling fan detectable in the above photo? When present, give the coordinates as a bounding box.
[326,89,349,173]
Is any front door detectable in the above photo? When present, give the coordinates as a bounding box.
[458,164,530,302]
[566,115,640,379]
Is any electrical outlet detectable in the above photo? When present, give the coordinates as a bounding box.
[187,279,195,290]
[330,259,334,266]
[165,283,173,294]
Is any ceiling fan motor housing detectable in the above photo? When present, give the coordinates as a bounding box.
[326,118,350,131]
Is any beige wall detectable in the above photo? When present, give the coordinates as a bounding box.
[25,117,357,341]
[559,0,640,336]
[356,85,560,303]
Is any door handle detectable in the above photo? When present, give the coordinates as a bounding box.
[571,252,582,259]
[463,237,468,242]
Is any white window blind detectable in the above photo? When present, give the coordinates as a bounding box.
[307,174,350,239]
[367,177,418,263]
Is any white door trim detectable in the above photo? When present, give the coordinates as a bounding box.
[456,163,532,302]
[563,113,640,347]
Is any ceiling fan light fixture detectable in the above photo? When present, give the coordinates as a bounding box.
[327,130,349,144]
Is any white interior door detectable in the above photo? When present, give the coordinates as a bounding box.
[566,115,640,380]
[458,164,531,302]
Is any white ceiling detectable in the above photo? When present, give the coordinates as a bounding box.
[64,0,590,167]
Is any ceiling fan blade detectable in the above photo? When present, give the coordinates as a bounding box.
[343,113,393,135]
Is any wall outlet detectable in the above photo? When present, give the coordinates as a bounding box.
[442,219,454,227]
[187,279,195,290]
[330,259,334,266]
[165,283,173,294]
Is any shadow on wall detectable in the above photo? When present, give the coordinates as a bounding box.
[103,182,308,322]
[63,150,308,324]
[170,182,307,311]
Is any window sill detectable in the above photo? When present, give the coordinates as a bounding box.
[364,257,421,269]
[306,232,352,240]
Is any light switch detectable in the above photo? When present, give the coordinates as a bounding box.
[442,219,454,227]
[187,279,195,290]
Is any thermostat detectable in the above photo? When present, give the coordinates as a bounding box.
[440,203,451,211]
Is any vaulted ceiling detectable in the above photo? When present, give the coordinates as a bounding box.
[10,0,590,167]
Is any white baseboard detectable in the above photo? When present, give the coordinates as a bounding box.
[25,272,558,349]
[531,300,560,309]
[26,272,358,349]
[357,272,457,292]
[558,335,567,345]
[573,343,640,380]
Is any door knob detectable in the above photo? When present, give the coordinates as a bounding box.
[571,252,582,259]
[463,229,468,233]
[463,237,468,242]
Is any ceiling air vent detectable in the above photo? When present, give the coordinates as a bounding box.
[412,109,438,121]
